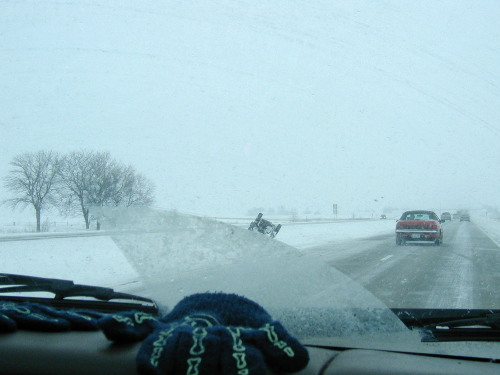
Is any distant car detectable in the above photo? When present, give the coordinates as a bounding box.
[441,212,452,221]
[380,214,387,219]
[460,214,471,222]
[395,210,443,246]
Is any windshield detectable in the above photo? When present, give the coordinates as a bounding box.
[1,0,499,355]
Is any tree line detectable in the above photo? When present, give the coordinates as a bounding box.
[2,150,155,231]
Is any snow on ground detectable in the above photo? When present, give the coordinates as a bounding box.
[473,215,500,247]
[216,216,397,249]
[0,218,394,291]
[277,220,394,249]
[0,236,140,289]
[1,214,498,293]
[1,212,406,337]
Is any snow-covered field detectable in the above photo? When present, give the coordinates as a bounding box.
[0,235,141,289]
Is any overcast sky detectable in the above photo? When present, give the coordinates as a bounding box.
[1,0,499,218]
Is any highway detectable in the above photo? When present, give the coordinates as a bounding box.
[303,220,500,309]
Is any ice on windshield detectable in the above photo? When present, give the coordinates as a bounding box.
[101,207,406,338]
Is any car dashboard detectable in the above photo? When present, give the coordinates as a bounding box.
[0,330,498,375]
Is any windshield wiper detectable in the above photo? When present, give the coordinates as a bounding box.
[392,308,500,342]
[421,313,500,342]
[0,273,159,314]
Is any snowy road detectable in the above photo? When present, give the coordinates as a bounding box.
[299,220,500,309]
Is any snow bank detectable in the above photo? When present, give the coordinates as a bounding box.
[474,216,500,247]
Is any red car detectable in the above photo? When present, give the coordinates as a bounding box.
[395,210,443,246]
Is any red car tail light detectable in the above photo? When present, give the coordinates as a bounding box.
[396,222,408,229]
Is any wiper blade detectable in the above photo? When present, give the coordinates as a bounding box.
[420,327,500,342]
[392,308,500,342]
[421,313,500,342]
[0,273,158,313]
[425,313,500,330]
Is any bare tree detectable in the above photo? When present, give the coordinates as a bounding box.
[85,151,122,207]
[58,151,155,228]
[3,150,60,232]
[58,151,120,228]
[120,167,155,207]
[58,150,95,229]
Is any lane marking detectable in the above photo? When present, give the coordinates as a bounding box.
[380,255,393,262]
